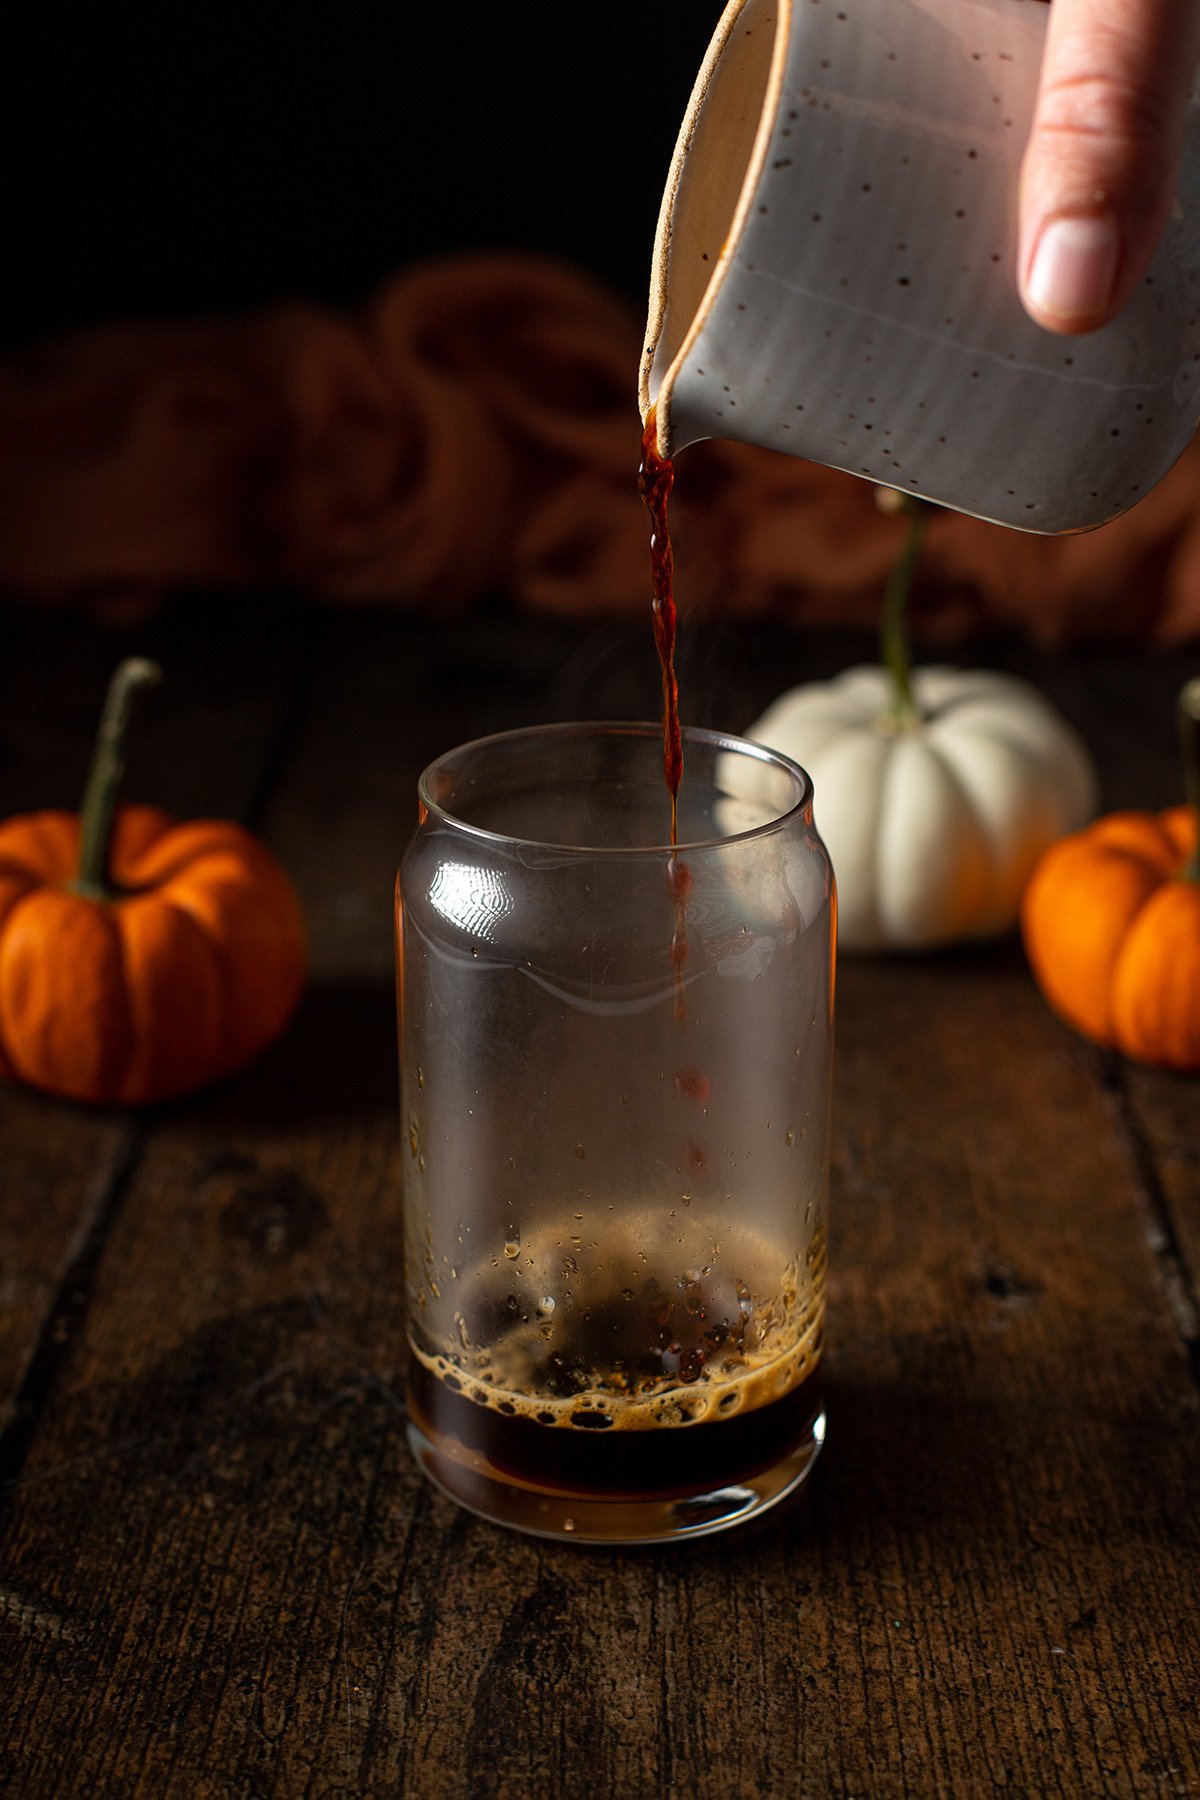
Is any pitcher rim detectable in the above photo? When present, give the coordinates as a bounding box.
[639,0,793,455]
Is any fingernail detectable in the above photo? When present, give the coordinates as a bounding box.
[1026,214,1120,321]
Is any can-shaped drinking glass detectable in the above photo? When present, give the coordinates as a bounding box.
[396,722,834,1544]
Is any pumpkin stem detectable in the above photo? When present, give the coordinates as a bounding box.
[1182,677,1200,882]
[877,489,929,726]
[72,657,162,900]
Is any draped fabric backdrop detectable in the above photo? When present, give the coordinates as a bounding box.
[3,252,1200,642]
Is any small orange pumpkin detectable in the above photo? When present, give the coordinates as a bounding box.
[1021,680,1200,1072]
[0,658,306,1105]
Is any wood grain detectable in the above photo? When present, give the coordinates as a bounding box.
[0,611,1196,1799]
[1120,1065,1200,1380]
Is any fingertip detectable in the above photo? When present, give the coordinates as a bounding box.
[1020,213,1122,335]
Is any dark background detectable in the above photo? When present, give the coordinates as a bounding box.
[1,2,724,350]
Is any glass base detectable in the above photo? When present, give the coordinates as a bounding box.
[406,1408,825,1546]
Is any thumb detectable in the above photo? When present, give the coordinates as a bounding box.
[1019,0,1200,334]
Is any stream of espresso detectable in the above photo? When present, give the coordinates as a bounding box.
[637,407,682,841]
[637,407,689,1022]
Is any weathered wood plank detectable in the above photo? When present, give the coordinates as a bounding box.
[1,615,1197,1800]
[1119,1065,1200,1371]
[7,958,1195,1797]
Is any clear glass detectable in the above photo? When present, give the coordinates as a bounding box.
[395,722,835,1544]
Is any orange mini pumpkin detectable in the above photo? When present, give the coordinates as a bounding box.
[1021,680,1200,1073]
[0,659,306,1105]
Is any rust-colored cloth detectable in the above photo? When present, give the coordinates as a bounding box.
[2,251,1199,640]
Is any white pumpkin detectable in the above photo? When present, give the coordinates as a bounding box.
[748,666,1099,951]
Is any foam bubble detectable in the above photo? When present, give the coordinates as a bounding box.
[409,1213,825,1432]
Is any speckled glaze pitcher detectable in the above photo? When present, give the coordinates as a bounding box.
[641,0,1200,533]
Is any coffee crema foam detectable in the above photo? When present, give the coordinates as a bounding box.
[409,1214,825,1432]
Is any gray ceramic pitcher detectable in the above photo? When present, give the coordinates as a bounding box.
[641,0,1200,533]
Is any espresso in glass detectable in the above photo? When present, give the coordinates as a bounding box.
[397,723,834,1543]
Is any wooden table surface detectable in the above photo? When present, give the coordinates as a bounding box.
[1,599,1197,1799]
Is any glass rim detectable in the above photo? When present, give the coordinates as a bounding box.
[416,720,813,857]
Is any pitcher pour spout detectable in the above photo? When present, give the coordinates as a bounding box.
[642,0,1200,534]
[641,0,791,464]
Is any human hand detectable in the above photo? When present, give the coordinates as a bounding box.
[1019,0,1200,333]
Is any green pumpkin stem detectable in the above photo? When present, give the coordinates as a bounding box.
[72,657,162,900]
[1182,678,1200,882]
[877,489,929,726]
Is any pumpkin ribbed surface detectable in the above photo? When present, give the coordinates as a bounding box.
[749,666,1098,951]
[0,804,306,1104]
[1021,805,1200,1072]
